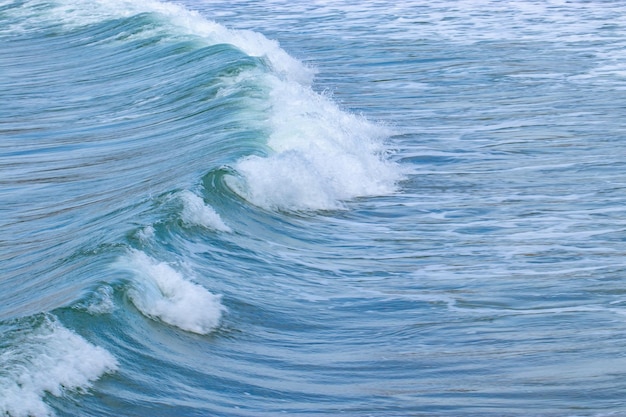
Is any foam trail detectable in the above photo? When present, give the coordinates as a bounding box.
[0,315,118,417]
[117,250,224,334]
[179,190,231,232]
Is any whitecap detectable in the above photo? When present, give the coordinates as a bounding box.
[74,285,117,315]
[228,75,403,211]
[116,250,224,334]
[0,314,118,417]
[136,225,156,243]
[179,190,231,232]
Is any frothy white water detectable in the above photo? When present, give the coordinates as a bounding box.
[74,285,116,315]
[136,225,156,243]
[0,315,118,417]
[116,250,224,334]
[229,75,403,211]
[179,190,231,232]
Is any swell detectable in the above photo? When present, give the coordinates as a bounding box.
[1,0,401,317]
[0,0,402,415]
[0,2,265,319]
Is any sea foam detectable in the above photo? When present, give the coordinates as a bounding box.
[117,250,224,334]
[0,315,118,417]
[228,75,403,211]
[74,285,116,315]
[179,190,231,232]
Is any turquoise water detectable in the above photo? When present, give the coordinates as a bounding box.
[2,0,626,415]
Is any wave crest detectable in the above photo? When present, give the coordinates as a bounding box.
[228,76,402,211]
[179,190,231,232]
[0,315,118,417]
[116,250,224,334]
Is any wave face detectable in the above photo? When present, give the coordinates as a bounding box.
[0,0,401,316]
[3,0,626,415]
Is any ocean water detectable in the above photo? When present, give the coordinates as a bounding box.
[2,0,626,415]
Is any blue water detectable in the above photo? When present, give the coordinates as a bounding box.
[2,0,626,415]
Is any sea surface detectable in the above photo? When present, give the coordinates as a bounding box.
[2,0,626,415]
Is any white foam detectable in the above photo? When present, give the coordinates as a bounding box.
[117,250,224,334]
[0,315,118,417]
[74,285,116,315]
[136,225,156,243]
[228,75,403,211]
[179,190,231,232]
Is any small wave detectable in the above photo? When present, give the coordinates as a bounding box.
[116,250,224,334]
[73,285,117,315]
[136,225,156,243]
[0,314,118,417]
[179,190,231,232]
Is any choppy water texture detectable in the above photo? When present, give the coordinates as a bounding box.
[2,0,626,415]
